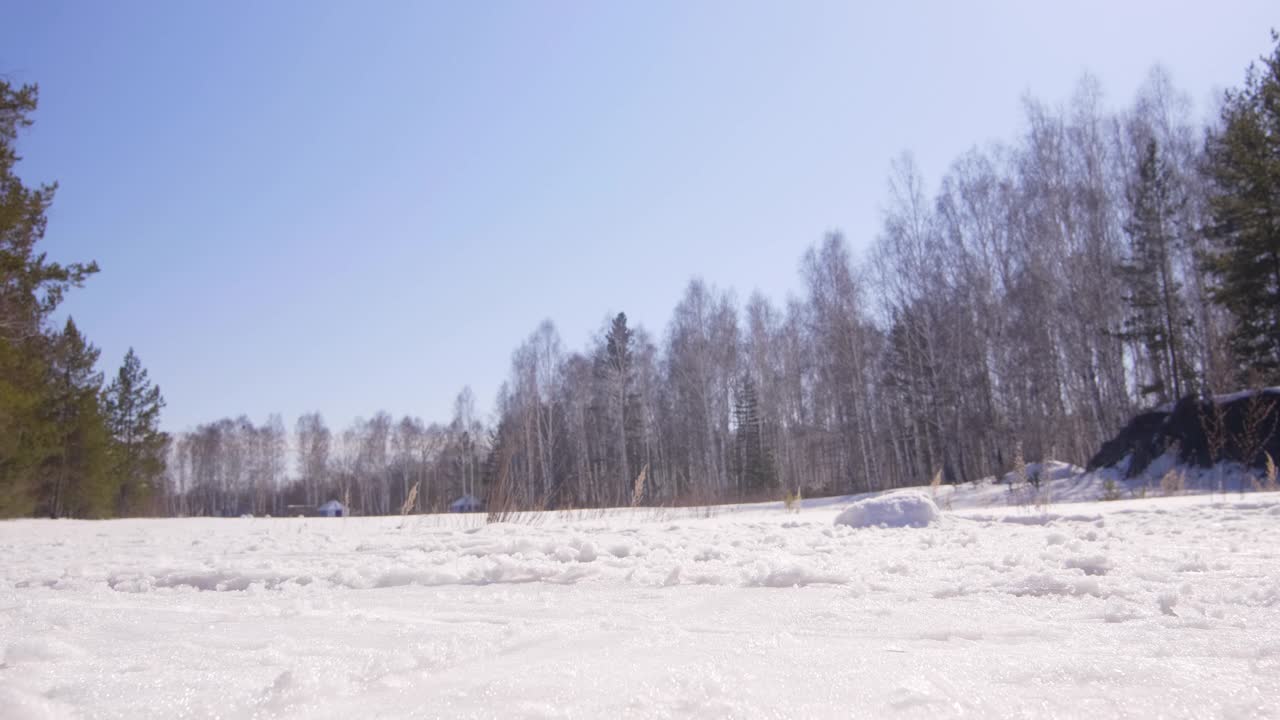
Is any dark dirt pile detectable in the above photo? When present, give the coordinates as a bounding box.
[1088,389,1280,477]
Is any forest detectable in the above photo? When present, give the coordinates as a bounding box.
[3,36,1280,518]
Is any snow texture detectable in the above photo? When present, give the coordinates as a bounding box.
[2,483,1279,718]
[833,490,939,528]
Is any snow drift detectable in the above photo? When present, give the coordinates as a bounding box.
[833,491,940,528]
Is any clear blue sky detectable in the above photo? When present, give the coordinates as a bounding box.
[2,1,1274,432]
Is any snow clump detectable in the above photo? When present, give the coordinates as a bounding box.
[833,491,940,529]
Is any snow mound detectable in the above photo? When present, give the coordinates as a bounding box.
[833,491,940,529]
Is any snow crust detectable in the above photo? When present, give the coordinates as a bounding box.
[2,488,1280,718]
[833,491,939,528]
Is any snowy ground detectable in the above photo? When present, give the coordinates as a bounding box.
[3,485,1280,718]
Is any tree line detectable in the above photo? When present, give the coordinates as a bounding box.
[165,36,1280,516]
[5,36,1279,518]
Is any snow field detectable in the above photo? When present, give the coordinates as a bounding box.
[1,491,1279,718]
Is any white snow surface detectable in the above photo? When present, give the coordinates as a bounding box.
[3,486,1280,718]
[833,491,939,528]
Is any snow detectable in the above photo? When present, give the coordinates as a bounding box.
[915,456,1274,509]
[833,491,939,528]
[3,484,1280,718]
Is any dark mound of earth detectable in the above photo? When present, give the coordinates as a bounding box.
[1088,388,1280,477]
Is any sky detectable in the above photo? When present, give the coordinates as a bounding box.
[2,1,1274,433]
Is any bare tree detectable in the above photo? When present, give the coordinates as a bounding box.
[295,413,330,507]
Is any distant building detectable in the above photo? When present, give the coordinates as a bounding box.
[449,494,484,513]
[317,500,346,517]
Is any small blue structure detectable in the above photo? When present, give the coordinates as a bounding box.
[317,500,346,517]
[449,494,484,513]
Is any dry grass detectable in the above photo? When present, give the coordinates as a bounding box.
[927,468,954,511]
[485,443,521,524]
[630,464,648,508]
[1012,441,1028,490]
[783,487,802,514]
[1249,451,1279,493]
[1006,442,1050,509]
[1160,468,1185,496]
[1101,479,1123,502]
[399,481,420,515]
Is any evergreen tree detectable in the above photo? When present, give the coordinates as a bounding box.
[0,81,100,517]
[0,336,53,516]
[1118,138,1195,401]
[103,348,168,515]
[603,312,633,493]
[42,318,112,518]
[732,374,775,495]
[1203,33,1280,381]
[0,82,98,340]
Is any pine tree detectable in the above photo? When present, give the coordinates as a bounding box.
[103,348,168,515]
[0,81,100,517]
[42,318,112,517]
[732,374,775,495]
[1117,138,1195,402]
[1203,33,1280,382]
[603,312,633,493]
[0,81,98,341]
[0,337,53,516]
